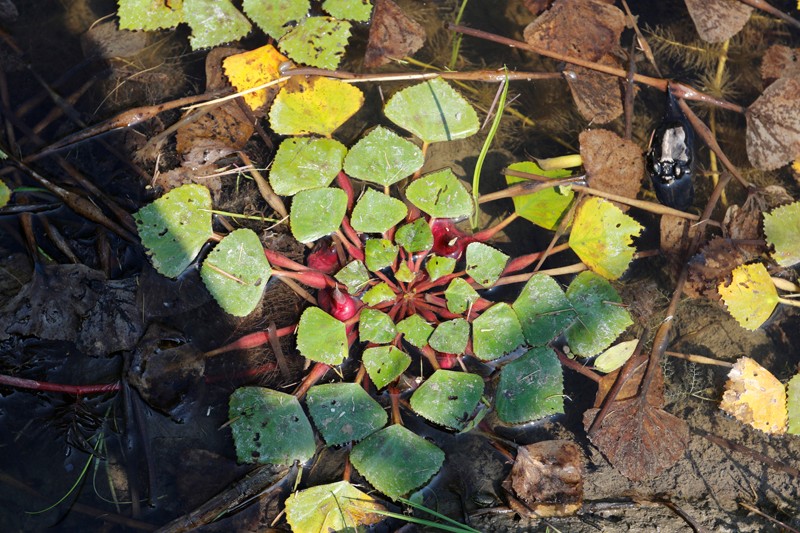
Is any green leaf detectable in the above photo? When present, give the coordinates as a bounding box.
[396,314,433,348]
[788,374,800,435]
[200,229,272,316]
[395,262,415,283]
[134,183,212,278]
[279,16,351,70]
[323,0,372,21]
[594,339,638,373]
[335,260,371,294]
[465,242,508,288]
[444,278,479,314]
[565,271,633,357]
[306,383,387,445]
[117,0,184,31]
[270,77,364,136]
[350,425,445,500]
[410,370,484,430]
[495,347,564,424]
[229,387,315,464]
[384,78,479,143]
[362,282,396,306]
[426,255,456,281]
[243,0,309,39]
[428,318,469,354]
[471,303,525,361]
[568,197,642,280]
[351,189,408,234]
[362,345,410,389]
[513,274,576,346]
[505,161,574,230]
[290,187,348,243]
[296,307,348,364]
[285,481,386,532]
[269,137,347,196]
[0,179,10,208]
[395,218,434,253]
[344,126,423,186]
[359,308,397,344]
[764,201,800,267]
[183,0,251,50]
[365,239,398,271]
[406,169,474,219]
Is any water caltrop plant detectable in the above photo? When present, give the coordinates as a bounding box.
[134,75,640,523]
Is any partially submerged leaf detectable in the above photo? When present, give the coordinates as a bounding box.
[335,260,370,294]
[444,278,480,314]
[396,314,433,348]
[505,161,574,230]
[290,187,348,243]
[362,282,395,306]
[344,126,424,186]
[513,274,576,347]
[118,0,183,31]
[350,424,445,500]
[428,318,470,355]
[465,242,509,288]
[472,303,525,361]
[323,0,372,22]
[410,370,484,430]
[365,239,398,271]
[384,78,479,143]
[718,263,778,331]
[720,357,787,435]
[684,0,752,43]
[269,137,346,196]
[746,76,800,170]
[285,481,385,532]
[270,77,364,136]
[134,184,212,278]
[426,255,456,281]
[763,201,800,267]
[296,306,348,365]
[364,0,425,68]
[279,16,352,70]
[495,347,564,424]
[306,383,387,445]
[351,189,408,234]
[362,345,410,388]
[394,218,433,253]
[406,169,474,219]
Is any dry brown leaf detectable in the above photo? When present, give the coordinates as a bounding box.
[720,357,787,435]
[364,0,425,68]
[580,128,643,207]
[685,237,756,300]
[761,45,800,82]
[564,60,623,124]
[684,0,752,43]
[502,440,583,518]
[660,214,701,264]
[153,163,223,199]
[746,76,800,171]
[722,186,791,256]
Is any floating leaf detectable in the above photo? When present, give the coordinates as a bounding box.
[746,76,800,171]
[279,16,351,70]
[285,481,385,532]
[0,179,10,208]
[335,261,370,294]
[426,255,456,282]
[395,218,433,253]
[200,229,271,316]
[134,184,212,278]
[365,239,398,271]
[720,356,786,435]
[296,307,348,365]
[306,383,387,445]
[472,303,525,361]
[410,370,484,430]
[290,187,348,243]
[384,78,479,143]
[229,387,315,464]
[495,347,564,424]
[362,345,410,389]
[505,161,574,230]
[270,77,364,136]
[351,189,408,234]
[118,0,184,31]
[580,129,643,208]
[323,0,372,22]
[718,263,778,331]
[764,201,800,267]
[565,271,632,357]
[344,126,424,186]
[269,137,346,196]
[428,318,469,355]
[396,314,433,348]
[594,339,638,373]
[788,374,800,435]
[359,308,397,344]
[362,282,395,306]
[465,242,508,288]
[350,424,445,500]
[444,278,479,314]
[513,274,576,347]
[569,197,642,280]
[183,0,251,50]
[406,169,473,219]
[223,44,289,111]
[243,0,309,39]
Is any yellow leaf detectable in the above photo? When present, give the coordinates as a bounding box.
[269,76,364,136]
[720,357,786,435]
[223,45,289,112]
[718,263,778,331]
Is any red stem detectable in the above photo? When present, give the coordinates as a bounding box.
[336,171,355,211]
[473,212,520,242]
[205,325,296,357]
[265,249,309,271]
[503,242,570,274]
[0,374,120,395]
[293,362,331,399]
[340,217,364,254]
[273,269,335,289]
[415,271,466,293]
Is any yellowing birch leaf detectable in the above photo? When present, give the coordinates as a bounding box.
[720,356,786,435]
[718,263,778,331]
[223,45,290,112]
[269,76,364,136]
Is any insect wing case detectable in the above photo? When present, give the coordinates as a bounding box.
[646,92,695,211]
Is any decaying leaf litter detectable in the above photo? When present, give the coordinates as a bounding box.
[0,0,800,531]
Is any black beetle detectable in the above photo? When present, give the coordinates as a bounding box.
[646,89,695,211]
